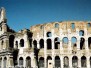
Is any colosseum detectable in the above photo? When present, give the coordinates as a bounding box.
[0,7,91,68]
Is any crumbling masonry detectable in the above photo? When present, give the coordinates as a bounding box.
[0,7,91,68]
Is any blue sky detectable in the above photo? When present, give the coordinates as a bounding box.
[0,0,91,31]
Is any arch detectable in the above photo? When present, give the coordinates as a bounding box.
[88,37,91,49]
[71,37,77,47]
[79,30,84,36]
[26,56,31,68]
[47,39,52,49]
[3,57,7,68]
[55,23,59,28]
[64,56,69,67]
[80,37,85,50]
[54,37,60,49]
[72,56,78,67]
[9,35,15,48]
[55,56,60,67]
[20,39,24,47]
[19,57,23,66]
[33,40,37,48]
[62,37,68,44]
[81,56,86,67]
[87,23,91,27]
[47,56,52,60]
[46,32,52,37]
[71,23,75,29]
[39,57,44,67]
[39,39,44,48]
[47,56,52,67]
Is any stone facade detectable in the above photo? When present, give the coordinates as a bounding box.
[0,7,91,68]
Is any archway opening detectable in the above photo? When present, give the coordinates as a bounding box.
[88,37,91,49]
[46,32,52,37]
[39,39,44,48]
[20,39,24,47]
[19,57,23,66]
[26,56,31,68]
[39,57,44,67]
[81,56,86,67]
[55,56,60,67]
[47,56,52,67]
[79,30,84,36]
[47,39,52,49]
[80,38,85,50]
[54,37,60,49]
[64,56,69,67]
[3,57,7,68]
[72,56,78,67]
[9,35,15,48]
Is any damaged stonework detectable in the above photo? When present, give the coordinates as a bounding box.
[0,7,91,68]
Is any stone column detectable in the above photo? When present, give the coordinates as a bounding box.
[78,57,81,68]
[87,57,90,68]
[69,56,72,68]
[77,37,80,50]
[37,33,40,49]
[60,38,63,50]
[44,56,47,68]
[68,37,71,50]
[37,40,40,49]
[85,37,89,50]
[1,57,3,68]
[23,57,26,68]
[60,29,63,50]
[60,56,63,68]
[52,56,55,68]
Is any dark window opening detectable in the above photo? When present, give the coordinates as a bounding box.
[71,23,75,29]
[55,56,60,67]
[33,40,37,48]
[79,30,84,36]
[47,39,52,49]
[39,57,44,67]
[80,38,85,50]
[81,56,86,67]
[88,37,91,49]
[20,39,24,47]
[47,32,52,37]
[9,35,15,48]
[55,23,59,28]
[26,56,31,68]
[54,37,60,49]
[39,39,44,48]
[19,57,23,66]
[72,56,78,67]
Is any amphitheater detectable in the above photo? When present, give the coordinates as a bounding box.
[0,7,91,68]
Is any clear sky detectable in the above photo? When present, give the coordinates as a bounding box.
[0,0,91,31]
